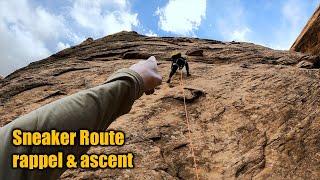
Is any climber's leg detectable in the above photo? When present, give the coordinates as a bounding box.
[167,64,178,83]
[185,62,191,76]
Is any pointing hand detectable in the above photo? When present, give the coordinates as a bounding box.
[129,56,162,95]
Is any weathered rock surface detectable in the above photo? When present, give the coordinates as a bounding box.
[1,31,320,179]
[291,5,320,55]
[186,49,203,56]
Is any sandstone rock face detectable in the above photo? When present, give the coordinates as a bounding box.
[1,31,320,179]
[80,37,94,46]
[291,6,320,55]
[186,49,203,56]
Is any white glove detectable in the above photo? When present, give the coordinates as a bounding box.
[129,56,162,95]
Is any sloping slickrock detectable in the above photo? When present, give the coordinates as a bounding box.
[186,49,204,56]
[1,31,320,179]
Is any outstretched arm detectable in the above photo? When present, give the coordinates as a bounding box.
[0,56,162,180]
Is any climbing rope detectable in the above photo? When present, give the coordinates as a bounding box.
[179,70,200,180]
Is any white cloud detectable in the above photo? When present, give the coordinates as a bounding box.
[56,42,71,51]
[282,0,306,27]
[216,1,252,42]
[0,0,69,76]
[156,0,206,35]
[145,30,158,37]
[269,0,312,50]
[0,22,51,76]
[0,0,139,76]
[71,0,139,37]
[230,27,252,42]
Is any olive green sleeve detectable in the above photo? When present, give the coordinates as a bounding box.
[0,68,144,180]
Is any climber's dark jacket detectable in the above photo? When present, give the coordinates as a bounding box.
[0,69,144,180]
[172,57,188,69]
[167,56,190,83]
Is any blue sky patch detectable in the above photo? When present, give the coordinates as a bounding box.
[0,0,319,75]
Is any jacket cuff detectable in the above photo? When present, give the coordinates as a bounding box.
[105,68,144,99]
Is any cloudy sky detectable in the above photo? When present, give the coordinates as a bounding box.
[0,0,319,76]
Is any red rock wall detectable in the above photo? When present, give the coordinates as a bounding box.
[1,31,320,179]
[291,5,320,55]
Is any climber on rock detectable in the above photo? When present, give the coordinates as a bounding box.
[167,52,191,83]
[0,56,162,180]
